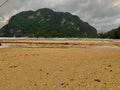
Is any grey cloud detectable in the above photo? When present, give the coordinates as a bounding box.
[0,0,120,32]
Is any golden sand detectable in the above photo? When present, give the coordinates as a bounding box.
[0,47,120,90]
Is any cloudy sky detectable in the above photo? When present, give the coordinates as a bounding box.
[0,0,120,32]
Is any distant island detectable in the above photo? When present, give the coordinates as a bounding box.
[98,27,120,39]
[0,8,97,38]
[0,8,119,39]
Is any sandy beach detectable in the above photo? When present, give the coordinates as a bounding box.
[0,39,120,90]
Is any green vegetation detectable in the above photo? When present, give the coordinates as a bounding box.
[98,27,120,39]
[0,8,97,38]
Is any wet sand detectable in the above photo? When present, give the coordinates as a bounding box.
[0,38,120,48]
[0,47,120,90]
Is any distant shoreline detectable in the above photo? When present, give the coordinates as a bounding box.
[0,38,120,48]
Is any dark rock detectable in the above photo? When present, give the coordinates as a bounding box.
[94,79,101,82]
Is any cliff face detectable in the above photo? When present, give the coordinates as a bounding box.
[0,8,97,38]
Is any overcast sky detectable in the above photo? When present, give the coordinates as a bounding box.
[0,0,120,32]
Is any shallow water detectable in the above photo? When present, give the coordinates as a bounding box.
[0,43,120,48]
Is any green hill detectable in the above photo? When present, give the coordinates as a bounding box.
[98,27,120,39]
[0,8,97,38]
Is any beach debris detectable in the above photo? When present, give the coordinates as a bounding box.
[61,82,69,88]
[109,70,113,72]
[19,54,22,56]
[44,83,47,86]
[46,73,49,75]
[80,80,84,83]
[42,83,47,86]
[59,69,63,72]
[103,82,107,85]
[25,54,28,56]
[70,78,74,82]
[108,65,112,67]
[94,79,101,82]
[9,65,18,68]
[34,83,37,86]
[40,69,43,71]
[78,84,81,86]
[61,83,65,86]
